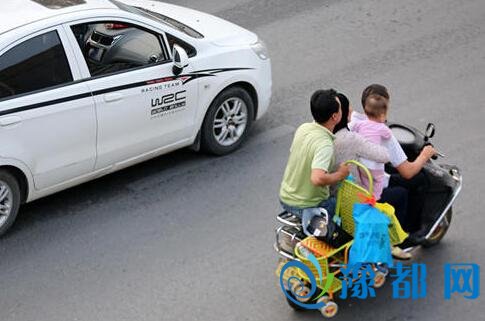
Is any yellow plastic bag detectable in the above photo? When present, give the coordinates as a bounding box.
[375,202,408,245]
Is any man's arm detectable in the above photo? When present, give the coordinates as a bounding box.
[395,145,436,179]
[311,164,350,186]
[311,144,350,187]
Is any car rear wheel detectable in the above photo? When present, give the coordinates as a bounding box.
[0,169,21,237]
[201,87,254,155]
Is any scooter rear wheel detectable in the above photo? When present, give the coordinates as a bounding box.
[422,208,452,248]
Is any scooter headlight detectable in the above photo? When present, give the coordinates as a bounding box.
[251,40,269,60]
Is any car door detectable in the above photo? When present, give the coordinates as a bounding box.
[64,19,198,170]
[0,27,97,190]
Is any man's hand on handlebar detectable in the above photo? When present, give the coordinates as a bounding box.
[421,145,437,161]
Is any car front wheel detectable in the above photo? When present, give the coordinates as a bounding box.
[0,169,21,237]
[201,87,254,155]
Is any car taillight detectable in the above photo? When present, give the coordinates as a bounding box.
[105,23,129,30]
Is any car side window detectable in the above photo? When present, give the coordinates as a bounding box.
[0,30,73,100]
[166,33,197,58]
[71,21,169,77]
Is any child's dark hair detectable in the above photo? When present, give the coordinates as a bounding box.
[333,93,350,133]
[310,89,339,123]
[361,84,390,108]
[364,94,388,118]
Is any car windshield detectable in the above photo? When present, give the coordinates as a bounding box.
[109,0,204,39]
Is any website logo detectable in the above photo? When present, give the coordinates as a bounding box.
[279,260,480,309]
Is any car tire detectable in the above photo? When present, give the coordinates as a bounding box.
[0,169,21,237]
[201,86,254,155]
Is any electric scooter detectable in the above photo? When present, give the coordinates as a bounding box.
[274,122,462,259]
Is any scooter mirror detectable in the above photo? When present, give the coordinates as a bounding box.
[425,123,435,139]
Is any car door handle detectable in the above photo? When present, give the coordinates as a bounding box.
[103,93,123,102]
[0,116,22,127]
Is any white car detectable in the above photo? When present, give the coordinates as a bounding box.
[0,0,272,235]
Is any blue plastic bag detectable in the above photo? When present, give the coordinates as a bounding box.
[348,203,393,267]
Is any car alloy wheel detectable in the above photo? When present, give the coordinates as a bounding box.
[212,97,248,147]
[0,180,13,227]
[201,86,254,155]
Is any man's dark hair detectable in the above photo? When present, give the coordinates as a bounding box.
[361,84,390,108]
[310,89,339,123]
[333,93,350,133]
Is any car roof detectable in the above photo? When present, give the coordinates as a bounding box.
[1,0,119,35]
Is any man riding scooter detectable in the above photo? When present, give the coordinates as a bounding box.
[351,84,437,246]
[279,89,350,235]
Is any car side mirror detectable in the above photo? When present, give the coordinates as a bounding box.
[424,123,435,141]
[172,44,189,76]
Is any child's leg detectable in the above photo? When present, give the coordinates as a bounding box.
[370,169,386,199]
[358,168,386,199]
[358,167,371,190]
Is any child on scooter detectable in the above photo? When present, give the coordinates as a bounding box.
[351,95,391,200]
[335,92,411,259]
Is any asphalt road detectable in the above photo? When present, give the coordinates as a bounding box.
[1,0,484,320]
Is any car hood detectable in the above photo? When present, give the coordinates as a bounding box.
[119,0,258,46]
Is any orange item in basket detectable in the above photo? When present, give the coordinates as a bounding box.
[301,236,336,258]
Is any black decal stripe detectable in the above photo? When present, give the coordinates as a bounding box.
[181,73,216,84]
[192,67,253,73]
[0,92,93,117]
[179,68,253,84]
[92,80,150,96]
[0,67,253,116]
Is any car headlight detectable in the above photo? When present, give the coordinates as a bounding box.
[251,40,269,60]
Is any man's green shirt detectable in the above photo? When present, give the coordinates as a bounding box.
[279,122,336,208]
